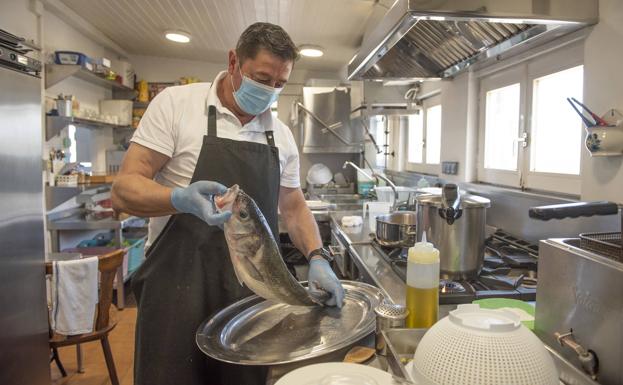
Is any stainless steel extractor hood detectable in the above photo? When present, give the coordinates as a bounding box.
[348,0,598,80]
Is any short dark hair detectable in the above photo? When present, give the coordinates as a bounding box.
[236,22,299,63]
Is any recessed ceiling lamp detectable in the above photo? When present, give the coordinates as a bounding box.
[299,44,324,57]
[165,30,191,43]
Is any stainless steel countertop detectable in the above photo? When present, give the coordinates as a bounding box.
[329,210,407,305]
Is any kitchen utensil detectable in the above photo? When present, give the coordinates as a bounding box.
[375,211,417,248]
[363,201,392,232]
[306,163,333,185]
[411,304,559,385]
[342,346,375,363]
[56,98,72,117]
[416,186,491,279]
[274,362,392,385]
[384,328,598,385]
[567,97,609,126]
[374,300,408,355]
[472,298,535,330]
[584,124,623,156]
[196,281,383,366]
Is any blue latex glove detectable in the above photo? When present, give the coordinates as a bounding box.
[308,258,345,308]
[170,181,232,226]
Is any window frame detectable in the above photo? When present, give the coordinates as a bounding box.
[477,42,584,194]
[405,94,442,175]
[477,65,527,188]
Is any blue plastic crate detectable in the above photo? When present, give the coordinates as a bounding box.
[126,237,146,274]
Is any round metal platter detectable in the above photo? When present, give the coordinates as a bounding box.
[196,281,383,366]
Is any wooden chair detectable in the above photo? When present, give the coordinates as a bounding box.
[47,249,125,385]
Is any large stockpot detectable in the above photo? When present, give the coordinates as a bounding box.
[415,189,491,279]
[375,211,417,248]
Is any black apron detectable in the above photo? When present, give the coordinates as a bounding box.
[132,104,280,385]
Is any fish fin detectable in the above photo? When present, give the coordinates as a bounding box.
[231,260,245,286]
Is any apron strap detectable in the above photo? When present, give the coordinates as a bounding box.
[264,130,275,147]
[207,103,274,147]
[207,105,217,137]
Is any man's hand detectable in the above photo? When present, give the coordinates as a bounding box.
[170,181,232,226]
[308,258,345,308]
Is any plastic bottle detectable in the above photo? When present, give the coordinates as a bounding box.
[405,233,440,328]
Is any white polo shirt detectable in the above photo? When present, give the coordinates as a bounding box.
[131,71,300,246]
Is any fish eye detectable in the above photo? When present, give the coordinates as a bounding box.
[239,209,249,219]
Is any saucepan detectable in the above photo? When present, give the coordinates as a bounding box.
[375,211,417,248]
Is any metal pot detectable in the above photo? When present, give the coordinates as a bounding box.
[415,185,490,279]
[375,211,417,248]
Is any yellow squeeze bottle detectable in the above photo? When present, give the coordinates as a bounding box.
[405,233,440,328]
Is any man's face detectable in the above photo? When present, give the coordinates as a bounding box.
[228,48,293,91]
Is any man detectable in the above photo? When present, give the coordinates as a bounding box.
[112,23,344,385]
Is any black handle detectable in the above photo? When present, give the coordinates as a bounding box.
[529,201,619,221]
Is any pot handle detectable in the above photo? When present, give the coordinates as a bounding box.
[529,201,619,221]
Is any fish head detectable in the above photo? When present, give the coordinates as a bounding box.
[227,189,264,235]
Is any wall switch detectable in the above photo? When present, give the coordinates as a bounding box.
[442,161,459,175]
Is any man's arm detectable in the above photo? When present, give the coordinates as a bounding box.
[111,143,175,217]
[278,186,322,259]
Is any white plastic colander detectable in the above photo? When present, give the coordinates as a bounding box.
[411,304,559,385]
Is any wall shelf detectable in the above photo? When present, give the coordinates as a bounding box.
[45,64,135,94]
[46,115,133,140]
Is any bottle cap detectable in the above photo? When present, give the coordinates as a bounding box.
[408,231,439,264]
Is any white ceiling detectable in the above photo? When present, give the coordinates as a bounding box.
[59,0,380,72]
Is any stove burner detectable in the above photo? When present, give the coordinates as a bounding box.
[369,232,538,304]
[439,280,466,294]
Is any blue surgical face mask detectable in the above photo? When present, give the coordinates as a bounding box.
[231,68,282,115]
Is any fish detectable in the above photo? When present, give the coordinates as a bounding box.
[215,184,318,307]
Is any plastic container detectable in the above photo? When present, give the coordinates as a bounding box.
[362,201,391,232]
[406,233,439,328]
[356,168,376,197]
[375,186,416,204]
[54,51,89,66]
[126,237,146,274]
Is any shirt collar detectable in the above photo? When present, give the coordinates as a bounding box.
[206,71,273,133]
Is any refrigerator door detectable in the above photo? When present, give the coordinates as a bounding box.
[0,64,50,384]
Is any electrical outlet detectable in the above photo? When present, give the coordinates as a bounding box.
[441,161,459,175]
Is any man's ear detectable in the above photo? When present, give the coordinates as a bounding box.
[227,50,237,75]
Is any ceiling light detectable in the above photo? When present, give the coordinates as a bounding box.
[165,30,191,43]
[299,45,324,58]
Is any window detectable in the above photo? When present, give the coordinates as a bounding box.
[530,65,583,175]
[407,113,424,163]
[425,105,442,164]
[405,96,442,174]
[484,83,521,171]
[477,42,584,194]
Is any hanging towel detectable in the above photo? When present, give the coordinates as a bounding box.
[51,256,99,335]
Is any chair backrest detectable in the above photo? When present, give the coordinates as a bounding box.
[46,249,125,332]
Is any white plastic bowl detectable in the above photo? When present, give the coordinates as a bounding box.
[306,163,333,185]
[412,304,559,385]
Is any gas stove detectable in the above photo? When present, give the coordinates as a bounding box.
[371,230,538,304]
